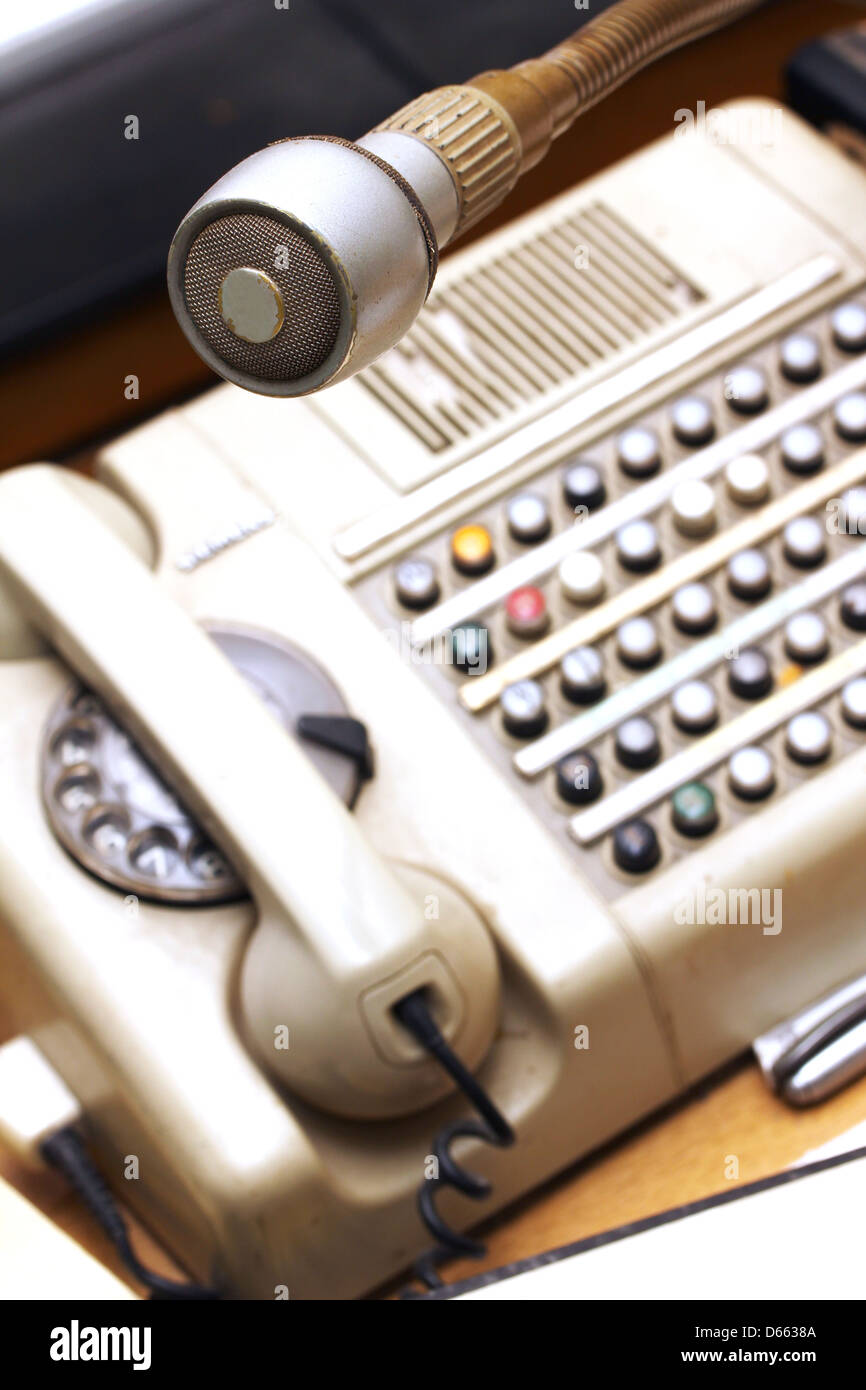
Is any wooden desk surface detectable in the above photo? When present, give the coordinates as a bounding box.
[2,0,865,1298]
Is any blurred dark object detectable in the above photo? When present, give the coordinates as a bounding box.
[0,0,617,356]
[786,21,866,170]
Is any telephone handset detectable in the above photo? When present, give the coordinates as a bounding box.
[0,465,499,1120]
[6,0,866,1302]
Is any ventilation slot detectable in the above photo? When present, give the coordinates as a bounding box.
[358,200,702,453]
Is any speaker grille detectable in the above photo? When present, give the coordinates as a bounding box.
[183,213,343,383]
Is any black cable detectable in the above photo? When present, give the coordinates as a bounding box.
[40,1127,222,1301]
[393,990,516,1292]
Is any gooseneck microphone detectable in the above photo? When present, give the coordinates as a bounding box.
[167,0,767,397]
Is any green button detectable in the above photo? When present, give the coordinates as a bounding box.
[672,781,718,837]
[451,622,492,675]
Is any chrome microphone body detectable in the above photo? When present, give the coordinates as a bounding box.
[167,0,767,397]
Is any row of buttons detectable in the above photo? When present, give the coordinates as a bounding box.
[371,296,866,897]
[497,585,866,740]
[393,417,866,613]
[577,676,866,873]
[455,567,866,683]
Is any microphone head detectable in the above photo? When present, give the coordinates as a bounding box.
[167,136,438,397]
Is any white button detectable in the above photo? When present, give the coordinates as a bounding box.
[839,488,866,536]
[671,478,717,536]
[672,581,717,633]
[560,646,606,703]
[728,745,775,799]
[616,616,660,667]
[725,453,770,506]
[617,427,661,478]
[671,395,714,445]
[724,364,769,414]
[785,711,832,764]
[780,332,821,382]
[841,678,866,728]
[832,302,866,353]
[615,716,660,768]
[782,516,825,568]
[558,551,605,603]
[781,423,824,474]
[507,493,551,543]
[671,680,718,733]
[834,393,866,442]
[616,519,660,571]
[728,548,771,600]
[784,611,828,664]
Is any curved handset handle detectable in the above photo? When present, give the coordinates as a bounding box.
[0,466,498,1117]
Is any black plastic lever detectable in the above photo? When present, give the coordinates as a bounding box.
[295,714,375,781]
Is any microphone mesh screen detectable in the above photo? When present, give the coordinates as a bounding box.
[183,213,342,382]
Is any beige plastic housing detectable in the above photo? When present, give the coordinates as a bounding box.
[1,103,866,1298]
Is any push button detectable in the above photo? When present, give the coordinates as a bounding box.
[783,612,828,665]
[615,716,660,768]
[728,549,771,601]
[832,302,866,353]
[671,395,714,446]
[782,517,825,569]
[728,647,773,700]
[559,551,605,604]
[613,818,660,873]
[672,781,718,836]
[840,583,866,630]
[616,616,661,669]
[393,556,440,610]
[728,745,775,799]
[725,453,770,505]
[560,646,606,704]
[451,622,491,674]
[617,427,661,478]
[505,586,549,638]
[672,582,717,634]
[507,493,551,544]
[555,749,603,805]
[785,711,832,764]
[451,524,494,575]
[616,519,660,572]
[562,462,606,512]
[780,332,821,383]
[781,424,824,475]
[501,680,548,737]
[671,680,718,733]
[724,364,769,415]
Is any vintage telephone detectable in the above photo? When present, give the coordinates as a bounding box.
[3,0,866,1298]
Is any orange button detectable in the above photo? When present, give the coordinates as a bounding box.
[451,524,495,575]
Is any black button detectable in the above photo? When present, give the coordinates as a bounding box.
[613,819,660,873]
[728,647,773,700]
[555,749,603,805]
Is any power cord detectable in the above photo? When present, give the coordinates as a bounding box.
[40,1127,222,1300]
[393,990,515,1292]
[37,996,511,1300]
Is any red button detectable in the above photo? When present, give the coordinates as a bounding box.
[505,586,549,638]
